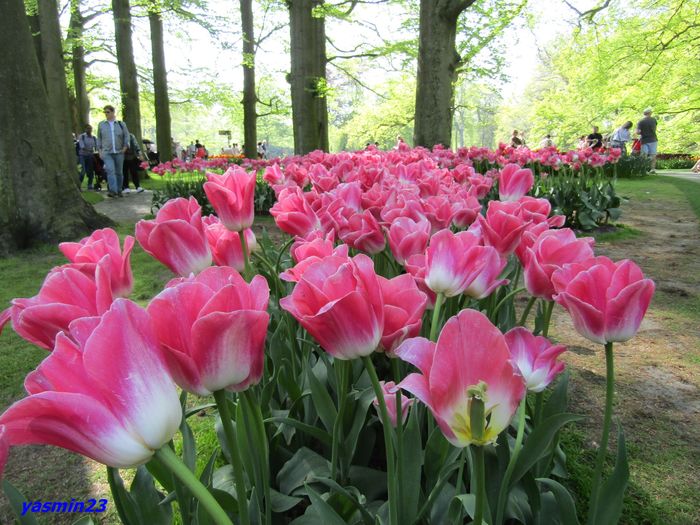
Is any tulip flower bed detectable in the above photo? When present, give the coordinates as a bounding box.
[0,146,656,525]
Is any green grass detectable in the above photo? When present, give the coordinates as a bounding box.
[616,175,700,221]
[588,224,643,243]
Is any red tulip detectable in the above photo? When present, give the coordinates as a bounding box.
[148,267,269,395]
[280,254,384,359]
[203,166,256,231]
[0,300,182,477]
[202,215,256,272]
[0,261,113,350]
[523,229,595,300]
[378,274,428,355]
[395,310,525,446]
[425,229,507,298]
[498,163,534,202]
[504,327,566,392]
[387,217,431,266]
[373,381,413,427]
[552,257,655,344]
[59,228,134,297]
[135,197,212,276]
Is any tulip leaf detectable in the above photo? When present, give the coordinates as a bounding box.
[543,371,570,421]
[70,518,96,525]
[303,484,350,525]
[198,449,220,487]
[343,387,376,463]
[180,418,197,473]
[106,467,142,525]
[592,427,629,525]
[277,447,331,495]
[184,403,217,419]
[145,455,175,494]
[1,480,39,525]
[307,361,338,433]
[130,465,173,525]
[266,415,333,446]
[348,465,387,502]
[195,488,238,525]
[424,426,460,490]
[270,488,303,513]
[536,478,580,525]
[309,477,374,524]
[511,413,584,486]
[401,404,424,519]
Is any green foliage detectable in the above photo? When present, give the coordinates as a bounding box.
[656,158,697,170]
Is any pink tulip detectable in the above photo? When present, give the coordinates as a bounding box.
[338,210,386,254]
[135,197,212,276]
[373,381,413,427]
[270,187,321,237]
[425,229,508,298]
[450,194,482,229]
[523,229,595,300]
[290,231,336,264]
[387,217,431,266]
[59,228,134,297]
[552,257,655,344]
[202,215,256,272]
[477,201,529,256]
[504,327,566,392]
[280,254,384,359]
[498,163,534,202]
[281,242,349,283]
[395,310,525,446]
[378,274,428,354]
[0,261,113,350]
[203,166,256,231]
[0,300,182,477]
[148,267,270,395]
[404,254,437,309]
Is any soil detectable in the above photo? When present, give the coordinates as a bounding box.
[2,177,699,523]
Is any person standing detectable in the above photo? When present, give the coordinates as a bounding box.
[637,108,658,172]
[122,132,144,193]
[610,121,633,155]
[539,134,554,148]
[96,105,129,197]
[510,130,523,147]
[77,124,98,190]
[587,126,603,150]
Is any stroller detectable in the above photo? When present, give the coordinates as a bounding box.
[92,154,108,191]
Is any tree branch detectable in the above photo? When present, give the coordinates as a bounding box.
[328,61,388,99]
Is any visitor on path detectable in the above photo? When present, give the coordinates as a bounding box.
[577,135,588,149]
[195,142,208,159]
[96,105,129,198]
[122,132,144,194]
[257,140,268,159]
[610,121,633,155]
[187,141,196,160]
[637,108,658,173]
[77,124,98,190]
[539,134,554,148]
[510,130,524,148]
[586,126,603,150]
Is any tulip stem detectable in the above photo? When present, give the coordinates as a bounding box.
[155,445,234,525]
[429,293,445,342]
[363,355,399,525]
[518,296,537,326]
[331,360,350,482]
[238,230,253,281]
[495,395,528,525]
[213,390,251,525]
[473,445,487,525]
[587,342,615,525]
[542,300,554,337]
[492,287,526,323]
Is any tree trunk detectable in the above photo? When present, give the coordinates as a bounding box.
[149,6,172,160]
[287,0,328,154]
[27,13,45,85]
[37,0,78,178]
[240,0,257,159]
[112,0,143,145]
[0,0,109,254]
[413,0,474,148]
[69,0,90,130]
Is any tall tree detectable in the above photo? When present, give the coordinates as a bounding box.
[286,0,329,154]
[148,0,172,160]
[0,0,108,253]
[240,0,257,159]
[112,0,143,144]
[68,0,91,130]
[413,0,476,148]
[37,0,79,176]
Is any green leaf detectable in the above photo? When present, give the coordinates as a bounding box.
[277,447,331,495]
[401,404,423,519]
[303,484,349,525]
[537,478,580,525]
[130,466,172,525]
[180,418,197,473]
[343,387,376,463]
[2,480,39,525]
[593,427,629,525]
[145,456,175,494]
[543,371,570,420]
[266,415,333,446]
[270,488,303,513]
[310,477,374,524]
[511,413,584,485]
[70,518,96,525]
[307,361,338,433]
[106,467,141,525]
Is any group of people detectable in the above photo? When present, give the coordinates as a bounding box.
[509,130,556,149]
[75,105,144,197]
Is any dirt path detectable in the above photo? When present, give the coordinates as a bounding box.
[93,189,153,223]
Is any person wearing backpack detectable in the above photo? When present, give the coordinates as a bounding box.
[96,104,129,197]
[122,132,144,193]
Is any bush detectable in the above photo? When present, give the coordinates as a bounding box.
[656,157,697,170]
[603,155,651,178]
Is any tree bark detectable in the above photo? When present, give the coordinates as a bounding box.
[413,0,475,148]
[287,0,328,154]
[0,0,109,254]
[37,0,79,178]
[112,0,143,145]
[240,0,257,159]
[69,0,90,130]
[27,13,46,85]
[149,5,172,160]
